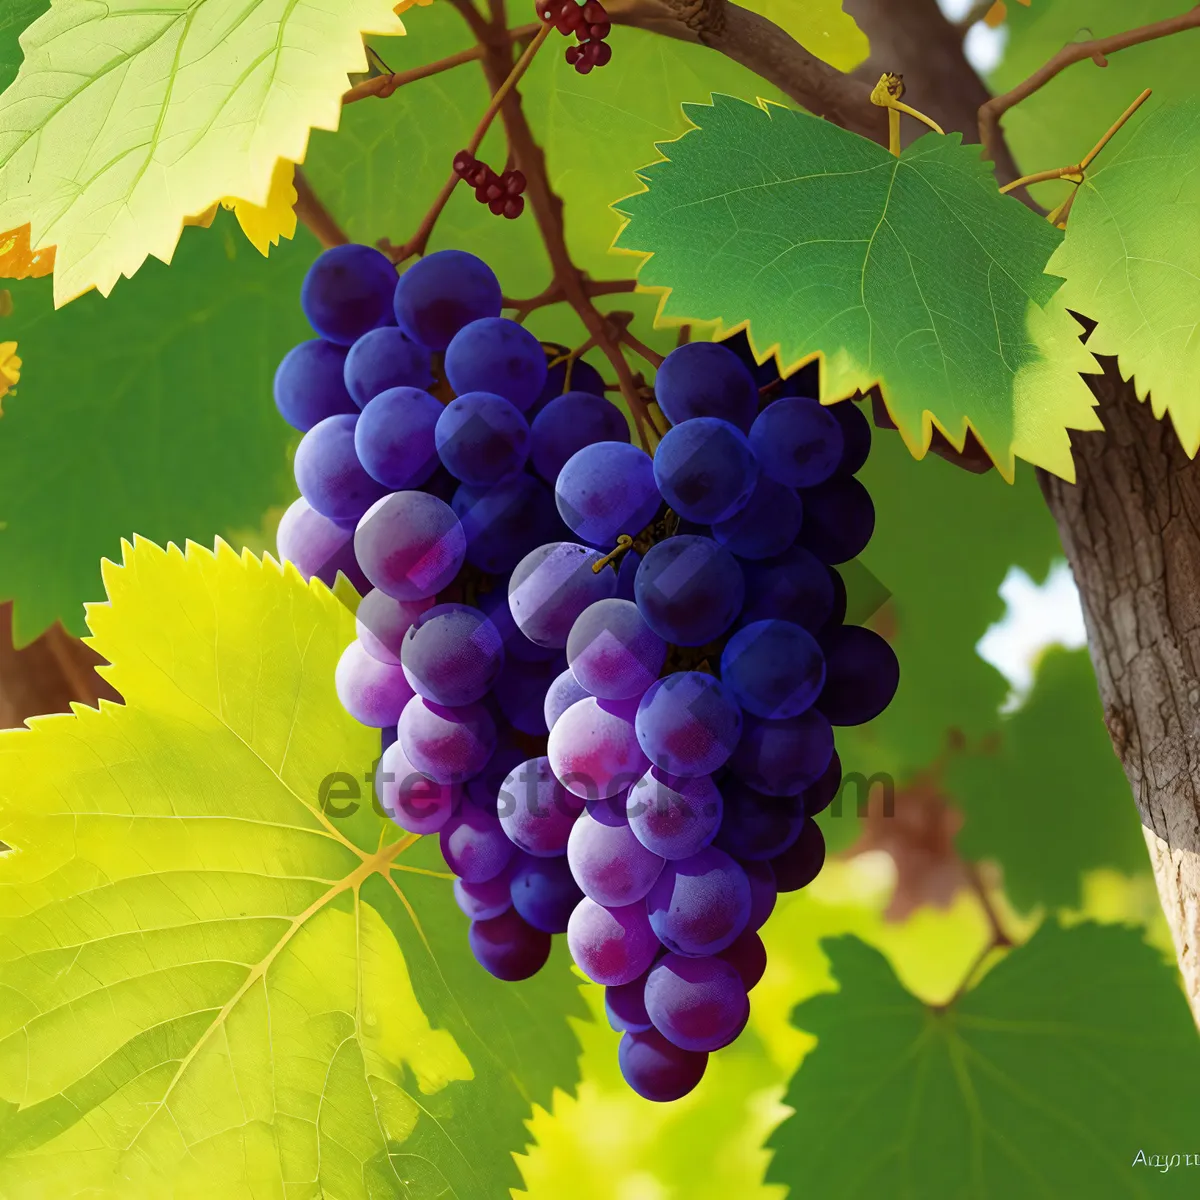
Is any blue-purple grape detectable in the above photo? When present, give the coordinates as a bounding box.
[510,855,584,933]
[492,652,567,736]
[555,441,661,548]
[830,399,871,475]
[711,476,802,560]
[729,709,834,796]
[393,249,502,351]
[817,625,900,725]
[652,418,758,524]
[720,619,826,719]
[654,341,758,432]
[400,602,504,706]
[606,969,654,1033]
[749,396,844,487]
[445,317,548,412]
[335,639,415,727]
[548,696,649,801]
[355,491,466,601]
[626,768,722,860]
[771,818,825,892]
[508,542,617,648]
[436,392,530,486]
[465,738,527,810]
[453,475,565,576]
[634,672,743,777]
[567,798,664,906]
[545,667,590,731]
[498,756,585,856]
[644,953,749,1052]
[276,497,369,593]
[739,546,834,631]
[634,536,744,647]
[646,846,751,956]
[477,582,560,664]
[618,1028,708,1102]
[301,244,396,345]
[356,589,434,665]
[530,391,630,481]
[743,859,777,930]
[455,859,516,920]
[440,802,515,883]
[796,476,875,564]
[354,386,443,490]
[714,781,805,861]
[616,548,640,601]
[567,598,666,701]
[343,326,433,408]
[803,750,842,817]
[567,897,659,986]
[469,908,551,980]
[399,696,496,783]
[294,413,387,523]
[718,929,767,991]
[274,339,357,431]
[534,351,606,412]
[378,737,460,834]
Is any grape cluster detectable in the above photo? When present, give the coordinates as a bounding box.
[272,242,899,1105]
[537,0,612,73]
[453,151,527,220]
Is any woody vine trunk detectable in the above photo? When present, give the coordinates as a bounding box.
[1040,363,1200,1025]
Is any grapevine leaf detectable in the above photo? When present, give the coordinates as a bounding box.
[1048,98,1200,453]
[0,537,584,1197]
[0,212,313,648]
[0,0,402,306]
[612,95,1102,480]
[948,648,1145,910]
[222,157,300,257]
[0,0,46,93]
[768,923,1200,1197]
[989,0,1200,209]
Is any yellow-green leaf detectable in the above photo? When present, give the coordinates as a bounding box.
[0,0,402,306]
[222,158,299,257]
[1049,98,1200,453]
[0,538,583,1197]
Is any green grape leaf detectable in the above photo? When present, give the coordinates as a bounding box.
[0,212,316,648]
[1048,98,1200,452]
[612,95,1103,480]
[0,537,583,1197]
[829,424,1062,808]
[0,0,46,93]
[768,923,1200,1198]
[989,0,1200,209]
[0,0,401,306]
[948,648,1145,910]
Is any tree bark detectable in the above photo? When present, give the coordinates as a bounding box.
[1040,360,1200,1024]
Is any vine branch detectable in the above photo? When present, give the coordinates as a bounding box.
[978,4,1200,165]
[504,278,637,320]
[293,169,349,249]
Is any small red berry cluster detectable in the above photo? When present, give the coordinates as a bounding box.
[453,151,526,220]
[537,0,612,74]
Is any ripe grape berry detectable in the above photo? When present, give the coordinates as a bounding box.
[271,242,898,1104]
[453,150,526,220]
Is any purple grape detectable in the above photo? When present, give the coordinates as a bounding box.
[749,396,844,487]
[301,244,397,345]
[644,953,749,1052]
[817,626,900,725]
[393,249,502,352]
[435,391,531,486]
[626,769,722,860]
[567,897,659,986]
[453,475,565,575]
[711,476,802,560]
[715,782,805,861]
[276,497,369,593]
[771,818,825,892]
[729,709,834,796]
[441,803,516,883]
[556,442,662,547]
[354,386,442,489]
[616,548,641,601]
[567,799,664,906]
[739,546,834,631]
[545,668,590,731]
[378,737,460,834]
[478,582,560,663]
[718,929,767,991]
[498,757,585,856]
[455,859,516,920]
[606,969,653,1033]
[400,603,504,707]
[634,672,743,777]
[335,639,415,727]
[796,476,875,564]
[646,846,751,956]
[825,564,848,628]
[356,589,434,665]
[445,317,548,412]
[743,859,776,930]
[802,751,842,816]
[469,908,551,980]
[618,1028,708,1102]
[274,339,357,431]
[548,696,650,802]
[718,328,779,389]
[294,413,387,523]
[720,619,826,719]
[466,738,527,810]
[493,652,567,736]
[830,399,871,475]
[654,342,758,432]
[399,696,496,783]
[508,542,617,648]
[355,491,466,601]
[530,391,630,481]
[533,351,606,412]
[343,326,434,407]
[634,536,744,647]
[422,464,460,504]
[652,418,759,524]
[567,598,666,701]
[510,855,584,932]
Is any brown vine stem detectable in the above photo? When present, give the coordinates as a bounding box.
[343,23,542,102]
[293,168,349,249]
[504,277,637,321]
[378,22,553,264]
[620,328,665,369]
[978,5,1200,164]
[934,862,1015,1010]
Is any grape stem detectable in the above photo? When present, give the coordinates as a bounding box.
[933,862,1015,1011]
[978,5,1200,167]
[342,23,542,103]
[292,169,350,249]
[504,278,637,321]
[618,328,665,369]
[377,22,553,265]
